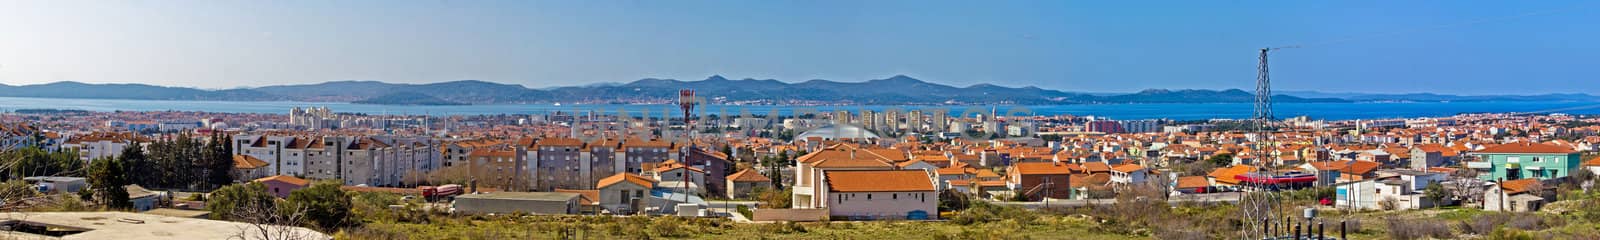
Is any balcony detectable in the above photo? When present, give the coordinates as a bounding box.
[1465,161,1491,169]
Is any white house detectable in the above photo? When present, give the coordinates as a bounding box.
[1109,164,1148,185]
[821,170,937,220]
[1336,170,1447,210]
[597,173,657,215]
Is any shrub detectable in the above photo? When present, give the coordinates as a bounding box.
[1378,196,1398,210]
[1459,212,1509,235]
[1385,217,1453,240]
[736,205,752,219]
[1506,213,1563,230]
[648,216,689,238]
[1488,227,1536,240]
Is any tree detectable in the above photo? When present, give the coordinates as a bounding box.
[122,142,155,186]
[207,182,276,220]
[283,181,355,231]
[1423,182,1449,208]
[753,187,791,209]
[207,134,235,189]
[1207,153,1235,167]
[1449,169,1486,206]
[87,156,130,209]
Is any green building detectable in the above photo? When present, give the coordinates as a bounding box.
[1466,142,1581,181]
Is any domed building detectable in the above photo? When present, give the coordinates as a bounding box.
[794,124,879,141]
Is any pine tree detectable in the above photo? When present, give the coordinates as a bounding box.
[208,134,235,189]
[87,156,130,209]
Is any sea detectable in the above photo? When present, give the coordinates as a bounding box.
[2,97,1598,121]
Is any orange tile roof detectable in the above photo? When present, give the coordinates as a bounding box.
[1176,176,1210,189]
[233,155,269,169]
[554,189,600,205]
[1207,165,1257,185]
[975,169,1001,178]
[1011,162,1078,175]
[253,175,310,186]
[1584,156,1600,167]
[824,170,934,192]
[727,169,773,182]
[801,149,895,168]
[1477,142,1576,154]
[1070,173,1111,187]
[1111,164,1146,173]
[1082,162,1111,173]
[1499,179,1545,195]
[936,166,975,176]
[597,173,657,189]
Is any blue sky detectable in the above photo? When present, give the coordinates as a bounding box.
[0,1,1594,95]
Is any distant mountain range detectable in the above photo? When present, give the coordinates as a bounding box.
[0,76,1592,105]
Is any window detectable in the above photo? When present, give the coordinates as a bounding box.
[867,194,872,200]
[893,193,898,200]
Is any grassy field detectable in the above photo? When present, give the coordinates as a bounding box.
[327,188,1600,239]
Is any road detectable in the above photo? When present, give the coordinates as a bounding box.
[989,192,1244,209]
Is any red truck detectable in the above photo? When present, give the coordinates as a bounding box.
[418,184,463,202]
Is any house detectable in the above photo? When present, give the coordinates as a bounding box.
[1109,164,1148,185]
[1409,144,1458,170]
[1005,162,1075,200]
[791,147,896,209]
[1466,142,1581,181]
[1336,170,1446,210]
[253,175,311,198]
[1483,178,1554,212]
[232,154,271,181]
[725,169,773,199]
[597,173,656,214]
[450,192,582,215]
[651,160,706,195]
[821,170,937,220]
[1174,176,1210,194]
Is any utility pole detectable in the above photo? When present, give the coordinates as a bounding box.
[1241,47,1284,239]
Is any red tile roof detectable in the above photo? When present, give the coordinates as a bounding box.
[727,169,773,182]
[1583,156,1600,167]
[233,155,269,169]
[598,173,657,189]
[1477,142,1576,154]
[1499,179,1546,195]
[1207,165,1257,185]
[253,175,310,186]
[1176,176,1210,189]
[825,170,934,192]
[1010,162,1077,175]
